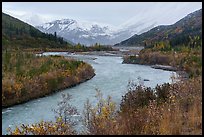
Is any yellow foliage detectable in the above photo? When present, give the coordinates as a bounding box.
[8,120,76,135]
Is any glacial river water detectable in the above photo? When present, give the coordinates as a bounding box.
[2,53,176,134]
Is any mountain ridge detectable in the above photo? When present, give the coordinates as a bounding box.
[115,9,202,47]
[36,18,157,46]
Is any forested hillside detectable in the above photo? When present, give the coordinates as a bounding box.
[2,12,72,50]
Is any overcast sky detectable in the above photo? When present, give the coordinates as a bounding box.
[2,2,202,27]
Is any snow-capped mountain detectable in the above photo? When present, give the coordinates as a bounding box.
[36,19,141,46]
[5,11,159,46]
[37,19,112,45]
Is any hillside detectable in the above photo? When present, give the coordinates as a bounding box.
[2,12,72,50]
[115,9,202,47]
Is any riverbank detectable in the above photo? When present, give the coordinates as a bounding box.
[31,46,143,57]
[123,47,201,79]
[151,64,177,71]
[74,46,142,57]
[75,51,122,57]
[2,73,95,109]
[2,51,95,108]
[123,60,189,80]
[22,44,118,54]
[151,65,189,80]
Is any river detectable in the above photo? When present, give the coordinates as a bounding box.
[2,53,176,134]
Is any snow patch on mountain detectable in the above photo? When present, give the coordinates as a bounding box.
[36,17,159,46]
[42,23,54,29]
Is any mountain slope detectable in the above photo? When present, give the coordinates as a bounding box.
[36,19,113,45]
[36,18,158,46]
[36,19,142,46]
[115,9,202,47]
[2,12,72,50]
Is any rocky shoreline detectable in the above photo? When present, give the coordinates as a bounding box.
[151,64,178,71]
[151,65,189,80]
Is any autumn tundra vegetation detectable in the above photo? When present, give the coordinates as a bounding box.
[2,50,95,107]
